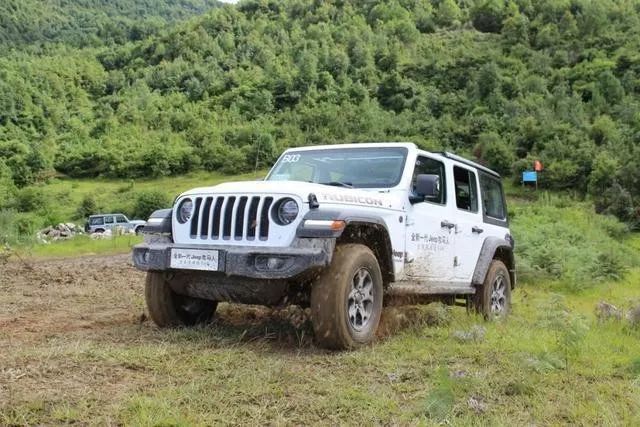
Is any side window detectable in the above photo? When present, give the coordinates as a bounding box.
[116,215,128,224]
[104,216,115,224]
[411,156,446,204]
[480,174,506,219]
[89,217,104,226]
[453,166,478,212]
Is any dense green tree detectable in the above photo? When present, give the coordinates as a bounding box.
[0,0,639,223]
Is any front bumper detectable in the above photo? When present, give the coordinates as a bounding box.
[132,238,334,280]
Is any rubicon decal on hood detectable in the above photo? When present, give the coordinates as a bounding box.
[320,193,384,207]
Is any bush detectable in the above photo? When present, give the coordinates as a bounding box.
[0,210,40,245]
[511,198,636,291]
[589,251,627,283]
[0,210,19,245]
[131,190,171,220]
[0,160,16,209]
[594,183,636,223]
[14,187,47,212]
[475,132,514,176]
[76,195,98,219]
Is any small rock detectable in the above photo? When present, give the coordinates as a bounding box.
[451,369,467,378]
[467,396,487,414]
[595,301,622,322]
[627,305,640,328]
[387,372,399,382]
[453,325,486,343]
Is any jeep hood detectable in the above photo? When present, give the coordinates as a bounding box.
[180,180,405,211]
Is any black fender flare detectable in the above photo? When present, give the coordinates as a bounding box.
[296,209,389,238]
[471,237,516,288]
[297,209,395,282]
[143,208,172,234]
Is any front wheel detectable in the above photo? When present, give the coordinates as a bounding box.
[474,260,511,320]
[310,244,383,350]
[145,272,217,327]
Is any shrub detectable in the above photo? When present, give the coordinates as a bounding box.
[0,210,40,245]
[475,132,513,176]
[0,160,16,209]
[588,251,627,282]
[76,195,98,219]
[14,187,47,212]
[511,198,636,291]
[0,210,19,245]
[594,182,635,222]
[131,190,171,220]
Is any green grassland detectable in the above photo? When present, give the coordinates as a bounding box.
[39,170,266,221]
[28,234,143,258]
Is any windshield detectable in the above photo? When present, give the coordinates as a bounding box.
[267,147,408,188]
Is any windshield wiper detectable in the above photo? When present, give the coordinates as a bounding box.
[320,181,353,188]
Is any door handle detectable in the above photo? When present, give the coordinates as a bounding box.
[472,226,484,234]
[441,220,456,229]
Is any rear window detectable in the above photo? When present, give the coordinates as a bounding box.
[480,175,506,219]
[89,217,104,226]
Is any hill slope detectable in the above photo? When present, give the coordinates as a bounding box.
[0,0,639,225]
[0,0,221,47]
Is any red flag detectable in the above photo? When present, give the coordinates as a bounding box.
[534,160,543,172]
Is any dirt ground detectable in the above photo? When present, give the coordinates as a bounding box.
[0,256,148,412]
[0,254,410,419]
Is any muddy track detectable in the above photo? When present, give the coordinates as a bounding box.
[0,254,436,344]
[0,254,144,341]
[0,253,441,417]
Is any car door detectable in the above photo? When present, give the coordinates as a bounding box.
[116,214,129,231]
[451,166,485,282]
[404,155,456,284]
[104,215,115,231]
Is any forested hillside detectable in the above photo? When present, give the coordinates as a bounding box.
[0,0,221,47]
[1,0,639,226]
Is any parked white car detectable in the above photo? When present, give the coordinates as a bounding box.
[86,214,146,234]
[133,143,515,349]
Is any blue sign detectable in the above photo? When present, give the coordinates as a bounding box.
[522,171,537,182]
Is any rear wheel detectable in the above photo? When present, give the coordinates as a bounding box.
[145,272,217,327]
[310,244,383,350]
[474,260,511,320]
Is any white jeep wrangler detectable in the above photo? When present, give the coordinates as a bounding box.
[133,143,515,349]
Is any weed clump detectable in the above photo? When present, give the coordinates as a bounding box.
[538,295,589,371]
[422,368,455,422]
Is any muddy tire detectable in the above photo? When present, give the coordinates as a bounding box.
[474,260,511,320]
[145,272,217,327]
[310,244,383,350]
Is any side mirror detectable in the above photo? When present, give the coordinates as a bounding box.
[411,174,440,203]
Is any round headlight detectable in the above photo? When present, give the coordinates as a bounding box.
[177,198,193,224]
[275,198,299,225]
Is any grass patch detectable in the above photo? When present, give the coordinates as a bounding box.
[26,234,142,258]
[40,170,266,221]
[508,190,639,291]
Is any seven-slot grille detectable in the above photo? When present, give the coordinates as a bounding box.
[188,195,274,241]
